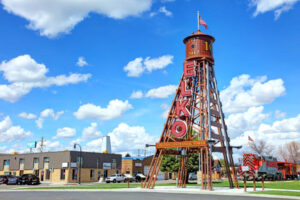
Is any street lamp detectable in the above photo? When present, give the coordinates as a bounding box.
[73,143,82,184]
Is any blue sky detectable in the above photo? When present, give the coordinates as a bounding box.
[0,0,299,158]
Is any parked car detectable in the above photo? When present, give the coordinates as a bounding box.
[19,174,40,185]
[123,174,134,182]
[6,176,20,185]
[188,173,197,180]
[134,173,146,182]
[0,175,9,184]
[105,174,124,183]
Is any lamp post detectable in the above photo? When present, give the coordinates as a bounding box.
[73,143,82,184]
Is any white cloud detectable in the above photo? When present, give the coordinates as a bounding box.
[158,6,172,17]
[231,114,300,149]
[145,84,177,98]
[82,122,102,139]
[108,123,155,153]
[275,110,286,119]
[0,116,32,142]
[220,74,285,113]
[54,127,76,139]
[35,109,64,129]
[124,57,144,77]
[161,103,170,118]
[74,99,133,120]
[85,138,103,152]
[150,6,172,17]
[250,0,299,20]
[76,56,88,67]
[1,0,153,38]
[18,112,36,119]
[0,55,91,102]
[226,106,269,138]
[130,91,143,99]
[124,55,173,77]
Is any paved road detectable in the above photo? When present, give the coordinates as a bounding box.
[0,192,281,200]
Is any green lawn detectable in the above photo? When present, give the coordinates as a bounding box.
[252,190,300,197]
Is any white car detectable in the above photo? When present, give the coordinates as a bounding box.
[105,174,124,183]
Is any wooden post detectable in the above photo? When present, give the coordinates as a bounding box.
[244,176,247,192]
[140,181,143,188]
[253,177,256,192]
[127,179,130,188]
[262,176,264,191]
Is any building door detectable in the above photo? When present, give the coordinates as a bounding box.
[34,170,39,177]
[72,169,78,180]
[20,170,24,176]
[41,171,44,181]
[97,171,101,181]
[104,170,108,179]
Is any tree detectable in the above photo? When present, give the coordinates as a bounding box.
[125,153,131,157]
[248,139,274,156]
[278,141,300,163]
[160,153,214,182]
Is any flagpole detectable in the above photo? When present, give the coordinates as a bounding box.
[197,11,199,30]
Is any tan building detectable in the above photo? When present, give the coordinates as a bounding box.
[0,151,121,184]
[122,156,169,180]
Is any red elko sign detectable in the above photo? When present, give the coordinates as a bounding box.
[170,60,194,138]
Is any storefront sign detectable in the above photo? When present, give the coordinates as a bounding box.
[156,140,207,149]
[70,162,77,168]
[62,162,68,168]
[103,162,111,169]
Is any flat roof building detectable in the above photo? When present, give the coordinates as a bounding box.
[0,151,121,183]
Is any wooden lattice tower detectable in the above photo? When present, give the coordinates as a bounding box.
[143,28,239,190]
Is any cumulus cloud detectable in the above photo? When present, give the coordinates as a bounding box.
[226,106,269,138]
[74,99,133,120]
[231,114,300,149]
[161,103,170,118]
[220,74,285,113]
[124,55,173,77]
[150,6,172,17]
[76,56,88,67]
[275,110,286,119]
[130,91,143,99]
[0,55,91,102]
[0,116,32,142]
[82,122,102,139]
[35,109,64,129]
[108,123,155,153]
[18,112,36,119]
[145,84,177,98]
[1,0,153,38]
[53,127,76,139]
[85,123,155,154]
[250,0,300,20]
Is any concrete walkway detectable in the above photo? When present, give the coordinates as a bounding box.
[1,186,299,200]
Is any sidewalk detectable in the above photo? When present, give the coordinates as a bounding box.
[1,185,300,200]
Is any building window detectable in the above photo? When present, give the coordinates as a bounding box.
[34,158,39,164]
[46,169,50,180]
[19,158,24,165]
[112,159,116,169]
[72,169,78,180]
[90,169,95,180]
[44,157,50,163]
[3,160,10,166]
[60,169,66,180]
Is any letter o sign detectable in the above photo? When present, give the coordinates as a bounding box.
[171,120,187,138]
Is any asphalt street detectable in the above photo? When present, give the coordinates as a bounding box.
[0,192,281,200]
